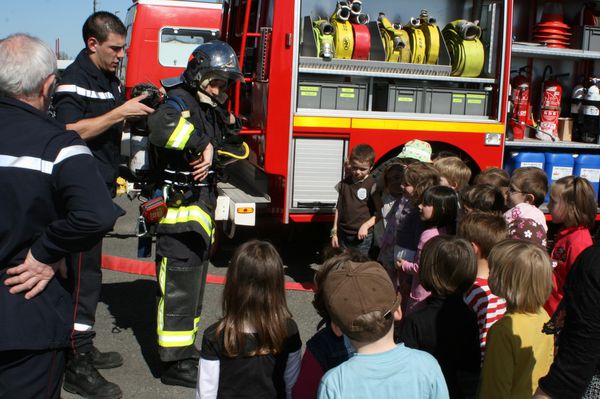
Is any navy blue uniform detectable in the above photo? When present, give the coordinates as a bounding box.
[52,49,125,354]
[0,97,119,398]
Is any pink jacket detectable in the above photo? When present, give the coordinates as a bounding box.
[401,226,445,314]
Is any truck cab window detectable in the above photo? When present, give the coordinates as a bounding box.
[159,28,219,67]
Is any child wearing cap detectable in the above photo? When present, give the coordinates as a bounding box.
[317,260,449,399]
[331,144,377,257]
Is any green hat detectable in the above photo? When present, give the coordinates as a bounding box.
[396,139,432,162]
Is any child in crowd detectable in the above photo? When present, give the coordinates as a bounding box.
[544,176,597,316]
[508,218,547,248]
[197,240,301,399]
[293,250,368,399]
[331,144,376,257]
[398,236,480,399]
[377,161,411,279]
[318,259,449,399]
[480,239,554,398]
[504,167,548,232]
[458,212,508,360]
[474,167,510,195]
[393,161,440,304]
[434,156,472,192]
[399,185,458,313]
[460,184,505,215]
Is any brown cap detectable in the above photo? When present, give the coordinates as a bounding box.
[508,217,547,248]
[323,261,400,334]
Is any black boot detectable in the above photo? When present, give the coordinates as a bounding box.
[160,359,198,388]
[89,346,123,369]
[63,352,123,399]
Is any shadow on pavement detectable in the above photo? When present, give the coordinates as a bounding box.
[100,279,162,377]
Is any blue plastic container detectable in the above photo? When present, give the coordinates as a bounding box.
[574,154,600,203]
[545,153,575,202]
[504,152,545,175]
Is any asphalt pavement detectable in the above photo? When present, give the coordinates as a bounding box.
[62,195,327,398]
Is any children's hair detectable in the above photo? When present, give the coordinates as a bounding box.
[474,167,510,188]
[313,249,369,319]
[433,156,472,190]
[349,144,375,166]
[458,212,508,258]
[510,167,548,207]
[323,261,400,343]
[421,185,459,234]
[460,184,505,215]
[551,176,597,229]
[488,239,552,313]
[217,240,292,357]
[419,235,477,296]
[403,161,441,205]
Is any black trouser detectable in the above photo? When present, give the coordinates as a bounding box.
[67,240,103,354]
[156,232,209,362]
[0,349,66,399]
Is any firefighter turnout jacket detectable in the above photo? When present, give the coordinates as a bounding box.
[0,97,120,351]
[53,49,125,196]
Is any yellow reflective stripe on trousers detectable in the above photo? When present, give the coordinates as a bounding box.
[159,205,213,239]
[156,258,201,348]
[157,257,167,342]
[158,331,195,348]
[165,117,195,150]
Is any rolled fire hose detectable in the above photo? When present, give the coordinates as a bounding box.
[350,0,362,16]
[331,4,355,59]
[313,19,336,60]
[442,19,484,77]
[378,14,411,63]
[404,17,426,64]
[419,9,440,65]
[351,20,371,60]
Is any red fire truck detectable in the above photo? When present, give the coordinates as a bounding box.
[119,0,525,228]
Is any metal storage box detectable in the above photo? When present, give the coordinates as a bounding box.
[297,81,367,110]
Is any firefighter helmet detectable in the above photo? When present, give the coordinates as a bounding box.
[182,40,243,90]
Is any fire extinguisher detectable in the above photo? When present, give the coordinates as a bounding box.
[537,66,568,142]
[580,78,600,144]
[571,77,586,142]
[508,66,533,140]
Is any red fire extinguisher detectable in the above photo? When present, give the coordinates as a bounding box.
[509,67,533,140]
[537,66,568,141]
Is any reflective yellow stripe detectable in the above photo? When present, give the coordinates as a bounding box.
[158,331,195,348]
[351,119,505,133]
[157,257,167,338]
[166,117,195,150]
[159,205,213,238]
[293,116,351,128]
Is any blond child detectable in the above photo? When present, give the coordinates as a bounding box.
[433,156,472,192]
[504,167,548,232]
[331,144,376,256]
[479,239,554,398]
[544,175,597,316]
[458,212,508,360]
